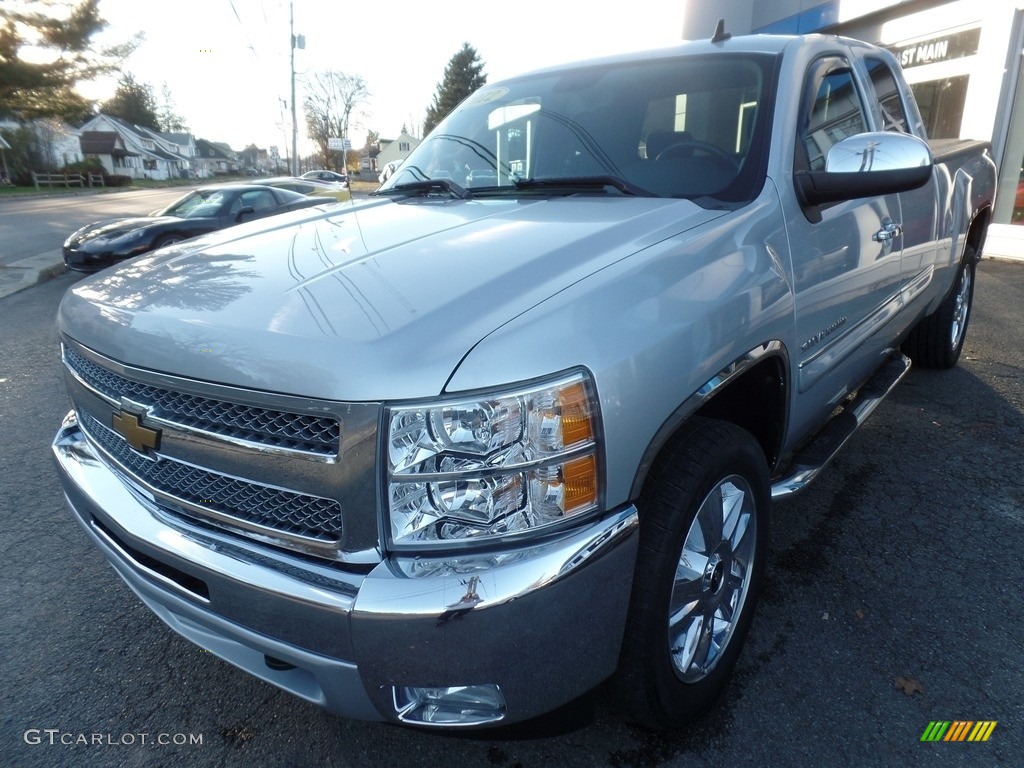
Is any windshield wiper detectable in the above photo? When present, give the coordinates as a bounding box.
[512,175,653,197]
[374,178,472,199]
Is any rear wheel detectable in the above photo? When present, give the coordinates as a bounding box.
[615,418,769,729]
[901,246,976,369]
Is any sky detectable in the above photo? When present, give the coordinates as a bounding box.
[70,0,690,158]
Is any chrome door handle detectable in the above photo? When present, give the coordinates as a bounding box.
[873,221,903,242]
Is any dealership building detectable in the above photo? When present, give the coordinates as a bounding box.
[683,0,1024,259]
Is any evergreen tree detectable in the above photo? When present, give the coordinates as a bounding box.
[423,43,486,135]
[102,74,159,130]
[158,82,188,132]
[0,0,135,122]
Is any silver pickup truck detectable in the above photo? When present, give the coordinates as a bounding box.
[53,32,995,731]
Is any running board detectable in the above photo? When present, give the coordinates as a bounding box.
[771,352,911,499]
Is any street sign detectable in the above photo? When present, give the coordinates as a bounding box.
[328,137,352,150]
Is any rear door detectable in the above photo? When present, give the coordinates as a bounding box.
[783,55,905,394]
[862,54,939,296]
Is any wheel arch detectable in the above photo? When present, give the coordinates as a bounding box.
[629,342,790,500]
[964,205,991,262]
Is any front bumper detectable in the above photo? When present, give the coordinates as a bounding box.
[62,245,123,272]
[53,411,639,727]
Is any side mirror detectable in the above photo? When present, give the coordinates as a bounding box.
[235,206,256,222]
[795,131,933,207]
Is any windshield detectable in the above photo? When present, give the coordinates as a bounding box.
[161,190,230,218]
[381,53,775,203]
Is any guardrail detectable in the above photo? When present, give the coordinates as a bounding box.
[31,171,105,190]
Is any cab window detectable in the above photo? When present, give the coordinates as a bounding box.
[865,57,909,133]
[799,58,868,171]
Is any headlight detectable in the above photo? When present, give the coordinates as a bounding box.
[110,229,147,244]
[64,225,91,246]
[385,371,601,550]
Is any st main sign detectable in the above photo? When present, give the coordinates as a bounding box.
[888,27,981,70]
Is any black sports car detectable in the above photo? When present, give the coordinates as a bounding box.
[62,184,326,272]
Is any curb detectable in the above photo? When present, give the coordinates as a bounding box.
[0,251,67,301]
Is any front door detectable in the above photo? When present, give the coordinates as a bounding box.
[784,56,905,395]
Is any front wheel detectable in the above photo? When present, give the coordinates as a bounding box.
[901,246,976,369]
[154,234,183,250]
[614,418,770,729]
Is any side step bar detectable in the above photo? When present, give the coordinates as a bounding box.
[771,352,911,499]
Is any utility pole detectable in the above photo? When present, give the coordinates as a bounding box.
[290,1,305,175]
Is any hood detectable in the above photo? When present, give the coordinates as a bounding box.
[59,196,721,401]
[68,216,179,244]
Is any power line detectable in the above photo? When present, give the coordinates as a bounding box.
[227,0,260,61]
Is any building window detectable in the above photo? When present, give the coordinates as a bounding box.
[399,142,410,151]
[909,76,969,140]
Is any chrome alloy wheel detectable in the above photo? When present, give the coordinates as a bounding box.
[668,475,757,682]
[950,264,972,350]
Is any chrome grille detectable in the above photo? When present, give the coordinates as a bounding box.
[65,346,340,456]
[80,410,343,543]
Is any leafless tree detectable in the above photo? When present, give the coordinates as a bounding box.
[302,71,369,170]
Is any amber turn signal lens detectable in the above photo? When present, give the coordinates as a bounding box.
[559,382,594,447]
[562,454,598,511]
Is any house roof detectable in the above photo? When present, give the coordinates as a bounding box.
[80,131,137,158]
[159,131,193,146]
[195,138,238,160]
[86,115,189,163]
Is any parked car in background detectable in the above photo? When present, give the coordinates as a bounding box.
[378,159,402,184]
[465,168,498,188]
[263,176,352,202]
[302,169,349,186]
[62,184,326,272]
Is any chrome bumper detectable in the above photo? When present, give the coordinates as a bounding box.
[53,411,639,727]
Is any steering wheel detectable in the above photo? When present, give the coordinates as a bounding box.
[655,140,737,170]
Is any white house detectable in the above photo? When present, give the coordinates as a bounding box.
[376,132,421,169]
[0,118,83,169]
[194,139,240,177]
[79,130,136,174]
[154,130,198,174]
[78,114,191,179]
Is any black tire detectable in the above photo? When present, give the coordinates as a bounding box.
[154,235,183,249]
[901,246,976,369]
[614,417,770,729]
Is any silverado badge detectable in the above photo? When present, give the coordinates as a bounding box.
[112,408,161,454]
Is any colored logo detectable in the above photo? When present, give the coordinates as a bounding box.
[921,721,997,742]
[112,408,161,455]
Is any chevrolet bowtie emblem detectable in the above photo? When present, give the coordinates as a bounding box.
[112,409,161,454]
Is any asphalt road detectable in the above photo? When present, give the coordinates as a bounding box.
[0,188,193,266]
[1,262,1021,767]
